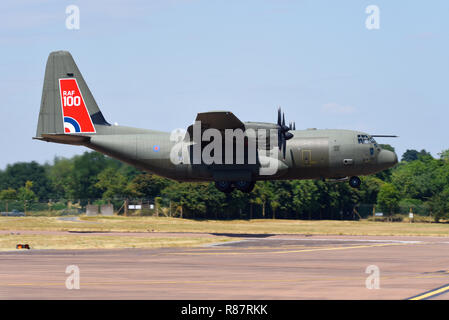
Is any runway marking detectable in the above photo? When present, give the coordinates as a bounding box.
[254,238,423,244]
[166,242,405,256]
[2,277,362,287]
[3,273,449,289]
[207,238,423,247]
[206,240,248,247]
[0,275,406,287]
[192,245,325,251]
[408,283,449,300]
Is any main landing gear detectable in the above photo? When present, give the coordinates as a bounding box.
[215,181,255,193]
[348,176,361,188]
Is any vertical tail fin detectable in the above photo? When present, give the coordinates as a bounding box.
[35,51,109,138]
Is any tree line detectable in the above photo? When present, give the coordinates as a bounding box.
[0,146,448,221]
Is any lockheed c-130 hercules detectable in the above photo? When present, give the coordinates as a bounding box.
[35,51,398,193]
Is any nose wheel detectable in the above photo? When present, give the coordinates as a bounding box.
[349,176,361,188]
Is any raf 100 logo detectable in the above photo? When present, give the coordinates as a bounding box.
[62,90,81,107]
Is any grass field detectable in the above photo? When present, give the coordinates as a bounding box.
[0,234,228,251]
[1,216,448,237]
[1,216,448,251]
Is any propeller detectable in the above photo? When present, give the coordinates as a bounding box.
[289,122,296,130]
[277,107,294,159]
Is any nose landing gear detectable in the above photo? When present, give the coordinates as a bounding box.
[349,176,361,188]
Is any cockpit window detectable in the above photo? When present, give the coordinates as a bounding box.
[357,134,376,145]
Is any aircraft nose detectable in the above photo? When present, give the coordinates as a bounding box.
[377,149,398,169]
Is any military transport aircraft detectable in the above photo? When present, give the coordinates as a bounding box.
[35,51,398,193]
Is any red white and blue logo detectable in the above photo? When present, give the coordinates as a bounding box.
[63,116,81,133]
[59,78,96,134]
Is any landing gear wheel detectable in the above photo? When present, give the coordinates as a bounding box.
[349,176,361,188]
[235,181,255,193]
[215,181,234,193]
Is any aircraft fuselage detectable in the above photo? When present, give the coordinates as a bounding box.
[54,124,397,183]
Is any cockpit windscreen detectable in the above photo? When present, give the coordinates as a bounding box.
[357,134,377,147]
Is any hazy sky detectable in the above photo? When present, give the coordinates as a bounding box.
[0,0,448,168]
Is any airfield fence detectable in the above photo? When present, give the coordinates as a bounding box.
[0,199,433,221]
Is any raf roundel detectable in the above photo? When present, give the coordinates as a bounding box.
[153,145,160,152]
[64,117,81,133]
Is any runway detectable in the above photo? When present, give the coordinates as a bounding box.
[1,233,449,300]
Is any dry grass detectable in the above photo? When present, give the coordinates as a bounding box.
[0,234,229,251]
[0,216,448,237]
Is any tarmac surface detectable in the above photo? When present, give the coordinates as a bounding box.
[1,233,449,300]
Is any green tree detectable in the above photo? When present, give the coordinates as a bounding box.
[401,149,420,162]
[17,181,37,201]
[377,183,400,219]
[252,182,273,218]
[126,173,171,199]
[427,187,449,222]
[95,167,129,199]
[0,188,17,212]
[271,199,280,219]
[291,180,320,219]
[358,176,384,204]
[438,149,449,161]
[47,157,74,199]
[162,182,225,219]
[391,157,441,201]
[17,181,38,213]
[379,144,395,152]
[67,152,119,202]
[417,149,433,161]
[0,161,53,200]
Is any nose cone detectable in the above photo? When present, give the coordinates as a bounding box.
[377,149,398,170]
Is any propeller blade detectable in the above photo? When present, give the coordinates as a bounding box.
[274,107,293,159]
[278,132,282,152]
[281,114,290,131]
[282,137,287,159]
[277,107,281,126]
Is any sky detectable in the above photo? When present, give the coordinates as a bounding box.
[0,0,448,168]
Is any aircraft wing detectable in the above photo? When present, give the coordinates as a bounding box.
[194,111,245,130]
[186,111,245,139]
